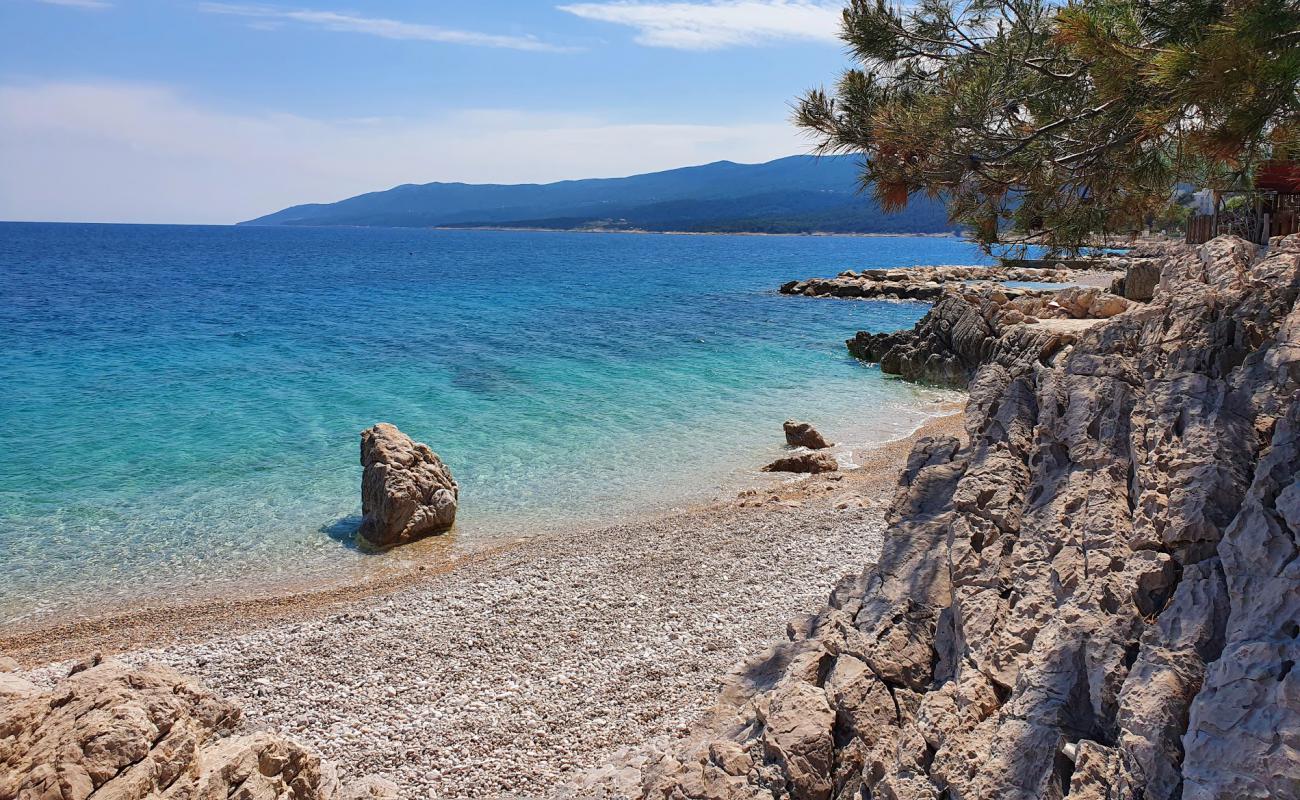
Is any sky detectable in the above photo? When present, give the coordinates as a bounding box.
[0,0,852,223]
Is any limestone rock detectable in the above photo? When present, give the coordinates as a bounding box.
[846,291,1072,387]
[1181,400,1300,800]
[0,659,346,800]
[761,681,835,800]
[780,264,1069,301]
[0,671,36,699]
[338,776,401,799]
[624,235,1300,800]
[761,452,838,474]
[1114,259,1161,302]
[782,420,831,449]
[845,329,910,366]
[358,423,458,547]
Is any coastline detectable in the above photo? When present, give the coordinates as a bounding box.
[1,405,962,667]
[11,407,965,798]
[430,225,964,239]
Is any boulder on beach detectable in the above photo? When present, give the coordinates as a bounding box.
[762,452,838,474]
[783,419,831,449]
[359,423,458,548]
[0,659,358,800]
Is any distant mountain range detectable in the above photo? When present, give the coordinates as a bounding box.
[239,155,958,235]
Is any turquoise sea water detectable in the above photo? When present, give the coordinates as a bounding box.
[0,224,984,625]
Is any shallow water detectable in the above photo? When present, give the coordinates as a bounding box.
[0,225,983,625]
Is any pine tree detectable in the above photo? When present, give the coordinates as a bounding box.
[795,0,1300,252]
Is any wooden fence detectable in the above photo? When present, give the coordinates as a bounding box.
[1186,214,1217,244]
[1187,199,1300,245]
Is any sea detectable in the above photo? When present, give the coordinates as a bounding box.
[0,223,990,625]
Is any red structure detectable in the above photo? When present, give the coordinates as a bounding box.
[1187,161,1300,244]
[1257,160,1300,193]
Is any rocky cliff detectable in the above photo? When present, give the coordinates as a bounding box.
[625,236,1300,799]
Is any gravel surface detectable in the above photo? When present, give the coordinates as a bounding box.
[115,499,883,799]
[15,413,967,799]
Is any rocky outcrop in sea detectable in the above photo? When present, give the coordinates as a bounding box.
[779,264,1070,302]
[847,285,1130,387]
[623,235,1300,799]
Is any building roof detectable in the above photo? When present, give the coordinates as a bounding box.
[1257,160,1300,193]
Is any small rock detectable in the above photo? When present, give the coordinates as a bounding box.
[67,650,102,676]
[0,672,37,699]
[783,420,832,450]
[761,452,839,474]
[341,776,402,799]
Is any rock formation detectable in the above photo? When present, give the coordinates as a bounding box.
[783,420,832,450]
[1112,259,1162,302]
[621,236,1300,799]
[358,423,458,548]
[847,285,1128,387]
[780,265,1069,302]
[762,452,839,474]
[0,659,390,800]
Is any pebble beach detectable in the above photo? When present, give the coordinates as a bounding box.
[8,410,965,799]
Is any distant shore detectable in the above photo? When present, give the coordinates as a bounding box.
[431,225,964,238]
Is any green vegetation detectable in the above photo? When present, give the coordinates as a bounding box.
[795,0,1300,252]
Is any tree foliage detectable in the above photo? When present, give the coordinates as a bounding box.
[795,0,1300,252]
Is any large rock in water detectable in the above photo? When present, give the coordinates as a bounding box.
[593,236,1300,800]
[783,420,831,449]
[0,659,383,800]
[359,423,458,547]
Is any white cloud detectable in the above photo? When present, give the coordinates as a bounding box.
[198,3,575,52]
[557,0,842,49]
[36,0,113,8]
[0,81,805,224]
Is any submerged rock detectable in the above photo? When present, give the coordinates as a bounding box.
[782,420,831,450]
[359,423,458,548]
[762,452,838,474]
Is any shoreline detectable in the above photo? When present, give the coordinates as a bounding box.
[2,405,964,667]
[12,408,966,799]
[430,225,963,238]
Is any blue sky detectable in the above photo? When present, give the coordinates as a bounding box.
[1,0,851,223]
